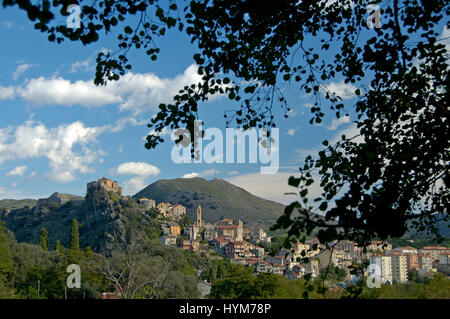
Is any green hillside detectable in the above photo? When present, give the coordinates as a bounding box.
[0,199,37,210]
[134,177,284,230]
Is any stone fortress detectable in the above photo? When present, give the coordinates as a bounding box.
[86,177,122,195]
[36,192,83,209]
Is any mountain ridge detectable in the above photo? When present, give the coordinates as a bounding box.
[0,177,284,250]
[134,177,284,230]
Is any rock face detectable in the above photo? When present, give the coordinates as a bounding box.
[82,179,129,251]
[0,178,140,252]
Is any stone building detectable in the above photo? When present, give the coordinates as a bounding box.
[420,246,450,262]
[181,240,200,251]
[87,177,122,195]
[139,198,156,209]
[162,222,181,236]
[160,235,177,246]
[157,202,186,221]
[196,205,203,227]
[370,255,393,284]
[303,259,320,278]
[157,202,172,213]
[367,241,393,252]
[203,224,218,240]
[214,218,244,241]
[185,224,202,240]
[390,254,408,283]
[172,204,186,220]
[36,192,82,209]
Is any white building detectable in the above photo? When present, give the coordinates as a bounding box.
[369,255,393,284]
[139,198,156,209]
[439,252,450,265]
[418,254,433,274]
[391,255,408,283]
[303,259,320,278]
[252,228,271,243]
[160,235,177,246]
[185,225,202,240]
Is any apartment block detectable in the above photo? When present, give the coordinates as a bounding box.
[391,254,408,283]
[370,255,393,283]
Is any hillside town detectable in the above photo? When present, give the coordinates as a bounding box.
[1,177,448,290]
[138,193,450,286]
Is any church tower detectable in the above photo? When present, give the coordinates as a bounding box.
[196,205,202,227]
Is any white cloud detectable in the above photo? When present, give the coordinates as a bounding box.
[0,120,105,182]
[116,162,160,177]
[227,171,322,205]
[293,122,362,163]
[18,76,121,107]
[15,64,209,114]
[144,126,172,140]
[12,63,37,80]
[327,115,351,130]
[324,80,357,100]
[324,0,354,9]
[0,186,47,200]
[287,126,301,136]
[122,177,150,195]
[182,172,199,178]
[110,117,147,133]
[330,123,363,144]
[115,162,161,195]
[1,21,13,28]
[0,86,15,100]
[70,49,109,73]
[112,64,204,113]
[182,168,218,179]
[6,165,27,177]
[286,108,297,118]
[440,25,450,55]
[70,58,94,73]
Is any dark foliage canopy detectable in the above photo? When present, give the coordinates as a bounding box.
[3,0,449,248]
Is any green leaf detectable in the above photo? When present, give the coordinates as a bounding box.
[124,26,132,34]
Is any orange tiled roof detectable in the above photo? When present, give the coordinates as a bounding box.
[215,224,238,229]
[396,246,416,250]
[228,241,248,246]
[213,236,229,243]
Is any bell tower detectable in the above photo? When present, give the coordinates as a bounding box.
[196,205,202,227]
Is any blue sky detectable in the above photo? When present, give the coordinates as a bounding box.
[0,6,448,205]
